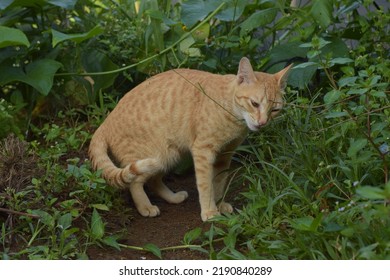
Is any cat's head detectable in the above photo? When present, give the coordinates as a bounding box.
[233,57,292,131]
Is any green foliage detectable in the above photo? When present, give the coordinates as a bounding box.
[183,0,389,259]
[1,0,389,260]
[0,99,23,138]
[0,108,124,259]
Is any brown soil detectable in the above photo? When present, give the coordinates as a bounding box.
[87,173,210,260]
[0,135,237,260]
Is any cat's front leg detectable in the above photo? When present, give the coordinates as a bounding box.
[192,147,219,221]
[213,138,243,214]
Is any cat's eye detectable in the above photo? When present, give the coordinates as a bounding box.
[251,100,259,108]
[271,108,281,112]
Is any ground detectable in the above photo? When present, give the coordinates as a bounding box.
[0,135,238,260]
[87,173,210,260]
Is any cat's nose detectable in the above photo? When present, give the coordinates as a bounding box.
[257,120,267,127]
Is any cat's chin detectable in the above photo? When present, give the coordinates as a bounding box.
[247,123,262,132]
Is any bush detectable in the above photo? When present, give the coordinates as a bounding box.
[0,0,389,260]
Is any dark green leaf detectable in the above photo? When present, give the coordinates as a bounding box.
[183,227,202,244]
[239,8,278,37]
[0,0,13,9]
[90,204,110,211]
[0,26,30,48]
[330,57,354,65]
[341,227,355,237]
[215,0,247,22]
[91,208,105,240]
[103,236,121,251]
[181,0,219,28]
[51,25,104,47]
[0,59,62,96]
[347,88,369,95]
[58,213,72,230]
[338,76,358,88]
[24,59,63,95]
[0,0,46,10]
[80,50,119,102]
[288,65,318,89]
[143,243,162,259]
[48,0,78,9]
[310,0,333,28]
[347,138,368,158]
[293,62,319,69]
[290,216,314,231]
[325,111,348,119]
[324,90,342,104]
[31,210,54,227]
[321,37,350,58]
[356,186,386,200]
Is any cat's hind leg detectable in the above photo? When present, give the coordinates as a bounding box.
[130,179,160,217]
[128,158,163,217]
[149,174,188,204]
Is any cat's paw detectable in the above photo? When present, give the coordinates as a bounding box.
[138,205,160,218]
[201,210,220,222]
[168,191,189,204]
[219,202,233,214]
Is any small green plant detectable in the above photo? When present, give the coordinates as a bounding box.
[1,0,389,260]
[0,109,124,259]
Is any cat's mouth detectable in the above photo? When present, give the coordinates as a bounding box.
[247,123,266,132]
[243,112,267,131]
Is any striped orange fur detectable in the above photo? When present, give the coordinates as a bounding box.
[89,57,291,221]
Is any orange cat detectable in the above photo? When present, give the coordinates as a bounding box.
[89,57,291,221]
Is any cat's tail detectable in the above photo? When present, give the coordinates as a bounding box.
[88,129,160,188]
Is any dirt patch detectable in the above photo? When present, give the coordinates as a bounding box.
[87,173,210,260]
[0,135,236,260]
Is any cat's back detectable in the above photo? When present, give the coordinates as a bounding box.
[98,69,213,138]
[123,68,221,99]
[108,68,229,119]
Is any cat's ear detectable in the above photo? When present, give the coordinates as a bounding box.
[237,57,257,85]
[275,64,293,90]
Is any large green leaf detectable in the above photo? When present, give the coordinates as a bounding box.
[215,0,248,22]
[239,8,278,37]
[47,0,78,9]
[0,0,46,10]
[356,186,387,200]
[0,0,77,10]
[267,41,309,65]
[51,25,104,47]
[80,49,119,102]
[91,208,105,240]
[310,0,333,28]
[181,0,219,28]
[181,0,248,28]
[0,26,30,48]
[81,50,118,90]
[0,0,13,10]
[0,59,62,95]
[324,89,342,105]
[347,138,368,159]
[31,210,55,227]
[289,64,318,89]
[321,37,350,58]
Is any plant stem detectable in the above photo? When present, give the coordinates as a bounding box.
[0,207,40,219]
[118,243,144,251]
[55,2,226,77]
[118,243,203,252]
